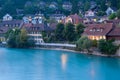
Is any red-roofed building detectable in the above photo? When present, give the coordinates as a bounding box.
[107,27,120,40]
[83,23,113,40]
[62,14,83,25]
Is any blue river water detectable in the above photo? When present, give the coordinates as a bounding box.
[0,48,120,80]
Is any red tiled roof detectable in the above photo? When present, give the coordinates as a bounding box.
[62,14,83,24]
[107,27,120,36]
[83,23,113,36]
[69,14,83,24]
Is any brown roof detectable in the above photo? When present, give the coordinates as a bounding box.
[83,23,113,36]
[23,23,45,32]
[22,23,53,32]
[0,20,22,27]
[62,14,83,24]
[107,27,120,36]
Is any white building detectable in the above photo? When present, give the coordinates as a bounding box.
[23,14,44,24]
[3,14,13,21]
[28,32,44,44]
[85,10,95,17]
[106,7,116,16]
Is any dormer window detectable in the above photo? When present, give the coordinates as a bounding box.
[100,28,104,32]
[90,29,92,31]
[97,29,100,32]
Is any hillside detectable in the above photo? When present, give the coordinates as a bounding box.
[0,0,119,18]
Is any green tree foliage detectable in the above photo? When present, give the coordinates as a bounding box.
[98,39,118,55]
[7,28,20,48]
[55,23,65,41]
[84,1,90,11]
[64,23,76,42]
[70,0,79,14]
[76,36,92,51]
[109,13,117,20]
[92,40,98,47]
[17,28,29,48]
[7,28,34,48]
[76,23,85,39]
[116,9,120,19]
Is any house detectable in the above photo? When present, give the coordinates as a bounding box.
[98,16,109,23]
[85,10,95,17]
[0,26,9,42]
[22,22,54,44]
[50,14,66,23]
[62,14,83,25]
[16,9,24,16]
[106,7,117,16]
[23,14,44,24]
[49,2,58,9]
[3,14,13,21]
[62,2,72,11]
[83,23,113,40]
[84,10,99,24]
[23,23,45,44]
[83,16,98,24]
[0,20,23,28]
[104,19,120,25]
[107,27,120,40]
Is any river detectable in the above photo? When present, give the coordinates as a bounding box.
[0,48,120,80]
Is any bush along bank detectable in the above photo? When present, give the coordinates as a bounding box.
[76,36,119,57]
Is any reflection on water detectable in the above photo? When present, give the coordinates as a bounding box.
[90,62,95,79]
[61,54,68,70]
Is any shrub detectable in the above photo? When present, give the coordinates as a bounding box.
[98,39,118,55]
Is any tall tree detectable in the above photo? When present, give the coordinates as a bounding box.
[116,9,120,19]
[18,28,28,48]
[76,23,85,39]
[64,23,76,42]
[55,23,65,41]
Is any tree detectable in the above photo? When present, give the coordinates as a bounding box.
[109,13,117,20]
[7,28,34,48]
[92,40,98,47]
[76,23,85,39]
[71,0,79,14]
[98,39,118,55]
[84,1,90,11]
[116,9,120,19]
[64,23,76,42]
[17,28,28,48]
[55,23,65,41]
[76,36,92,52]
[7,28,20,48]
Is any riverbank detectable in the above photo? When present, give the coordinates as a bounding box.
[1,43,119,58]
[33,47,120,58]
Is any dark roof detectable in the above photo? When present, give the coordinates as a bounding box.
[0,26,9,34]
[105,19,120,24]
[48,23,57,30]
[23,23,53,32]
[83,23,113,36]
[0,20,22,27]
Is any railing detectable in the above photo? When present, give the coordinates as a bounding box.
[36,43,76,48]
